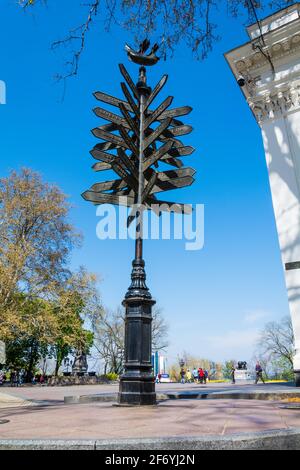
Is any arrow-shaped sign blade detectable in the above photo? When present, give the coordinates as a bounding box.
[92,161,112,172]
[90,148,131,175]
[119,64,140,101]
[91,127,129,150]
[163,125,193,138]
[146,197,193,214]
[82,190,134,206]
[157,167,196,180]
[120,82,139,117]
[91,179,127,192]
[144,96,173,129]
[90,147,116,163]
[157,133,184,148]
[93,91,132,113]
[117,147,139,182]
[167,146,195,157]
[151,176,195,193]
[145,75,168,111]
[93,107,129,129]
[143,140,174,171]
[119,103,139,137]
[97,122,119,133]
[144,118,172,149]
[162,157,184,168]
[118,126,139,157]
[159,105,192,120]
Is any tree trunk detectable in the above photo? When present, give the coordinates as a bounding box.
[25,340,38,383]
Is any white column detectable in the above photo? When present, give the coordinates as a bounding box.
[262,113,300,375]
[225,3,300,384]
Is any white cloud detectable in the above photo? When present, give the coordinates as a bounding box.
[243,309,270,325]
[206,329,260,349]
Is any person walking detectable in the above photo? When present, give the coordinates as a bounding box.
[192,368,198,383]
[255,361,265,384]
[198,367,205,384]
[10,370,16,387]
[204,369,208,384]
[231,364,236,384]
[15,370,20,387]
[186,369,192,383]
[180,368,186,384]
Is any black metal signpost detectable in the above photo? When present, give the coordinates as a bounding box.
[82,40,196,405]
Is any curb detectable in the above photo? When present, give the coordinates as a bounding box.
[1,428,300,450]
[64,391,300,404]
[64,393,117,404]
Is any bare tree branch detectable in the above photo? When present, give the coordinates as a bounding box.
[256,316,295,369]
[92,305,168,374]
[18,0,295,82]
[51,1,100,82]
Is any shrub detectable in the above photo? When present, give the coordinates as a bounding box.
[105,372,119,381]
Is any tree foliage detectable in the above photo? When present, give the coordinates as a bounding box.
[0,168,79,329]
[49,269,100,375]
[0,168,102,378]
[222,359,237,379]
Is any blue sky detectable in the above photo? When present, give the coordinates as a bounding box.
[0,1,290,365]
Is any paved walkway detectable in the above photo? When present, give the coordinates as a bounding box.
[3,381,300,404]
[0,382,299,441]
[0,392,31,409]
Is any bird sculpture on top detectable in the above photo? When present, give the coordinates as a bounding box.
[125,38,160,66]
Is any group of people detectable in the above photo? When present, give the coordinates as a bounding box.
[0,370,23,387]
[180,367,209,384]
[0,369,49,387]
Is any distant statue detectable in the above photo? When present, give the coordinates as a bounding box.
[72,349,88,375]
[237,361,247,370]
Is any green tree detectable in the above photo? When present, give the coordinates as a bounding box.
[0,169,100,380]
[222,360,237,380]
[0,168,79,341]
[48,269,100,376]
[4,295,58,380]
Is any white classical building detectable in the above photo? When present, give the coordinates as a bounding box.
[225,3,300,385]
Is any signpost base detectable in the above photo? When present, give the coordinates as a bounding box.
[118,258,157,406]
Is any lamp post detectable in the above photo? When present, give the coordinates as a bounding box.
[82,40,196,405]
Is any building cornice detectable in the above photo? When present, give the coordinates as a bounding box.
[225,5,300,125]
[235,30,300,74]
